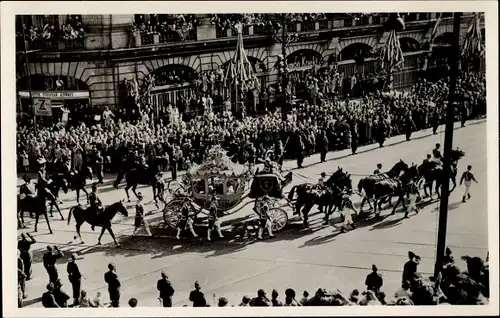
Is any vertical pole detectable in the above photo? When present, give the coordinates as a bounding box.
[21,24,37,133]
[433,12,462,278]
[281,14,288,92]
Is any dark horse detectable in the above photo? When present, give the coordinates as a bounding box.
[114,164,160,202]
[17,193,54,234]
[371,164,420,216]
[67,200,129,247]
[45,173,68,219]
[287,167,353,227]
[357,160,409,212]
[417,149,466,200]
[65,164,93,204]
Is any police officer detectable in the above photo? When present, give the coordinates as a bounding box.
[89,183,103,231]
[104,262,121,307]
[43,245,64,284]
[365,264,383,294]
[404,112,416,142]
[157,271,175,307]
[460,165,478,203]
[132,192,152,237]
[67,253,82,306]
[318,130,329,163]
[18,232,36,280]
[431,109,441,135]
[257,205,275,240]
[95,151,104,184]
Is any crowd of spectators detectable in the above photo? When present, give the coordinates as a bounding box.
[132,14,198,43]
[16,16,85,50]
[16,71,485,177]
[26,245,488,308]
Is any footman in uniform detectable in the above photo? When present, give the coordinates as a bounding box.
[460,165,478,203]
[257,205,274,240]
[207,195,224,241]
[132,192,152,237]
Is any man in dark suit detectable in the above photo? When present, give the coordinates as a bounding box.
[67,253,82,306]
[43,245,64,284]
[104,263,121,307]
[157,271,175,307]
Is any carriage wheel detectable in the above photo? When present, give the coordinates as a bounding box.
[268,208,288,232]
[162,199,183,228]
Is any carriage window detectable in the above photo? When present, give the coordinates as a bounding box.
[208,177,225,195]
[227,178,240,194]
[193,179,206,194]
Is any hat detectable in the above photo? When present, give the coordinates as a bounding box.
[137,192,143,199]
[22,175,31,182]
[372,264,378,271]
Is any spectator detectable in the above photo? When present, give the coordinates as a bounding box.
[218,297,228,307]
[42,283,60,308]
[104,262,121,307]
[128,298,138,307]
[189,281,207,307]
[402,251,420,290]
[394,281,413,300]
[157,271,175,307]
[239,296,251,306]
[42,245,64,284]
[53,278,71,307]
[271,289,282,306]
[299,290,309,305]
[250,289,271,307]
[365,264,383,293]
[78,290,94,308]
[67,253,83,306]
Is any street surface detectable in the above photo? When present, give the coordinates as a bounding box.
[17,119,488,307]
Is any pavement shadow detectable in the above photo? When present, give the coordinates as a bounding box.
[369,216,406,231]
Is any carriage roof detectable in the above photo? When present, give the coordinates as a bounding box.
[187,146,247,179]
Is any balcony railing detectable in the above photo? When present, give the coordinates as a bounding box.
[16,36,85,52]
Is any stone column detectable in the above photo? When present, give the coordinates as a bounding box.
[82,14,135,50]
[196,14,216,41]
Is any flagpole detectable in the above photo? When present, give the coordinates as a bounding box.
[21,24,37,134]
[433,12,461,279]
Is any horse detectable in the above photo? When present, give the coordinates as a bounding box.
[17,194,54,234]
[287,167,352,227]
[65,164,93,204]
[370,164,420,216]
[114,163,160,202]
[417,149,466,199]
[357,160,409,212]
[45,173,68,219]
[67,200,129,247]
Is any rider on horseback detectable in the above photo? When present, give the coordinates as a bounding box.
[374,164,382,175]
[36,160,52,198]
[89,183,103,231]
[432,143,443,166]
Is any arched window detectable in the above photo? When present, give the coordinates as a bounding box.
[339,43,373,61]
[399,37,421,52]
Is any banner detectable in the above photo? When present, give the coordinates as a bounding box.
[34,98,52,116]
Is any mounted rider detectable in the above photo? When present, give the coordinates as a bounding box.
[88,183,103,231]
[432,143,443,166]
[36,159,52,200]
[373,163,382,175]
[314,172,327,191]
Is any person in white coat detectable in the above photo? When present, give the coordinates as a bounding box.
[339,194,358,233]
[460,165,478,203]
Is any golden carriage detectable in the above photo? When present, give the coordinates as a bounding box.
[162,146,289,232]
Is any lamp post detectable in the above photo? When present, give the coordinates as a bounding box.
[20,24,41,134]
[274,14,299,114]
[433,12,462,279]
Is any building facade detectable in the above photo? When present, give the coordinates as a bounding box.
[16,13,484,116]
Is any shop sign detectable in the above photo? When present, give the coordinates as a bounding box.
[34,98,52,116]
[18,91,90,99]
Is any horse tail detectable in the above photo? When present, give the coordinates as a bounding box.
[67,206,74,225]
[288,185,298,201]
